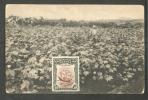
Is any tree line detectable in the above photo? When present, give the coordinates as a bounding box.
[6,15,143,28]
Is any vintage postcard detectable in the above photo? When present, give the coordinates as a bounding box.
[5,4,144,94]
[52,57,79,92]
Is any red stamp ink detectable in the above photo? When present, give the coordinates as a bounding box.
[58,67,74,87]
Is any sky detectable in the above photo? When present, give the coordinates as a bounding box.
[6,4,144,21]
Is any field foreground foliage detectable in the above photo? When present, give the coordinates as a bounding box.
[5,16,144,93]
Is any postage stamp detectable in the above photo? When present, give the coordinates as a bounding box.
[52,56,79,92]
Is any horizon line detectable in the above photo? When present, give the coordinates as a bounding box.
[6,15,144,22]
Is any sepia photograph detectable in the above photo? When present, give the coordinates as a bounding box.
[5,4,144,94]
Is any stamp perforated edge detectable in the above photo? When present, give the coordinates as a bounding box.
[52,56,80,92]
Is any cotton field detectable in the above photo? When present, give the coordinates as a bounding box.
[5,17,144,93]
